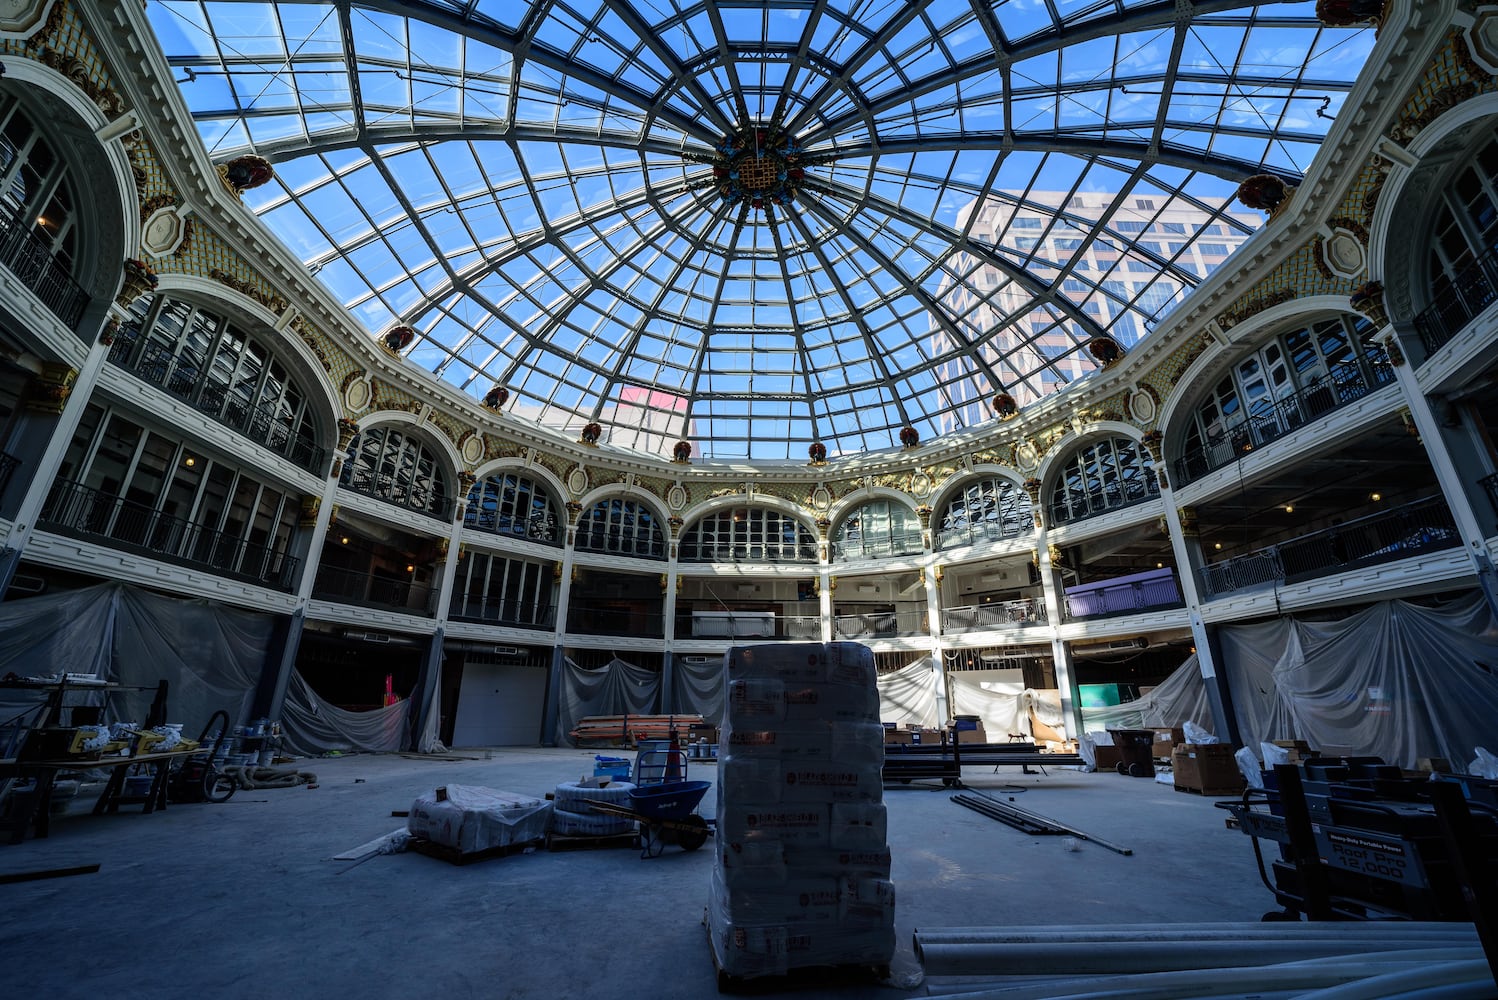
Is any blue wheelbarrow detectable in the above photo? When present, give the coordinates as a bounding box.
[587,779,713,857]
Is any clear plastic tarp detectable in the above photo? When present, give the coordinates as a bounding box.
[555,656,661,745]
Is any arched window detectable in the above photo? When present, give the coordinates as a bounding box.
[937,476,1034,549]
[1418,134,1498,349]
[679,507,817,562]
[832,500,923,560]
[465,471,561,546]
[576,497,665,559]
[1175,313,1387,484]
[1049,437,1158,526]
[105,294,323,471]
[0,93,78,269]
[340,425,451,519]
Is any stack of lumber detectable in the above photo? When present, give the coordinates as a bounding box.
[569,714,704,746]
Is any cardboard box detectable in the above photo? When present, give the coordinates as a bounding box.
[883,729,914,745]
[954,726,987,745]
[1172,744,1243,793]
[1093,745,1122,771]
[916,728,944,746]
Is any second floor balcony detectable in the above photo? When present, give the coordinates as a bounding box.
[831,531,925,561]
[1063,568,1183,621]
[39,478,299,590]
[675,607,822,640]
[339,467,454,522]
[942,598,1047,634]
[312,564,436,616]
[832,603,928,639]
[0,204,87,330]
[1199,495,1460,598]
[448,595,556,630]
[567,603,666,638]
[1415,242,1498,357]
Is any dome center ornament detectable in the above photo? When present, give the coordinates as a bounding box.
[712,125,806,213]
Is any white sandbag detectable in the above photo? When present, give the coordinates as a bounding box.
[781,683,878,723]
[726,724,834,760]
[717,803,830,845]
[406,785,551,854]
[726,645,825,684]
[727,678,786,724]
[829,802,887,851]
[717,839,788,887]
[840,877,896,925]
[720,758,784,802]
[779,763,882,803]
[1237,746,1266,789]
[830,721,886,765]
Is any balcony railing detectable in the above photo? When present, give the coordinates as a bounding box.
[831,531,926,561]
[1482,472,1498,517]
[833,605,928,639]
[941,598,1047,633]
[463,509,562,547]
[677,542,818,563]
[312,564,436,615]
[108,339,325,473]
[39,479,299,590]
[0,449,18,500]
[573,534,667,560]
[448,595,555,629]
[1049,474,1160,527]
[1063,568,1182,621]
[1199,495,1460,598]
[1173,355,1396,487]
[1415,243,1498,356]
[675,609,822,640]
[340,468,455,522]
[0,204,87,329]
[567,604,665,637]
[936,520,1033,550]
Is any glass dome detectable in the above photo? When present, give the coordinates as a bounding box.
[148,1,1373,461]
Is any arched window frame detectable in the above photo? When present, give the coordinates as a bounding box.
[936,476,1035,549]
[340,424,452,519]
[1048,436,1158,526]
[0,91,78,270]
[679,507,817,563]
[575,496,666,560]
[464,470,561,546]
[832,499,924,560]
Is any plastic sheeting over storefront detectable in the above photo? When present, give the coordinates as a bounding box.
[1219,593,1498,771]
[672,654,724,724]
[280,671,408,756]
[1081,654,1212,735]
[555,656,661,745]
[0,582,267,733]
[876,657,941,728]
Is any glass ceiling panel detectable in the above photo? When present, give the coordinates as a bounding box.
[148,0,1373,462]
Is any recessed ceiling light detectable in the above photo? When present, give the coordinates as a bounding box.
[1284,504,1294,513]
[1369,492,1381,502]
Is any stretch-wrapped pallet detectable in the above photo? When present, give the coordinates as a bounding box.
[708,642,895,980]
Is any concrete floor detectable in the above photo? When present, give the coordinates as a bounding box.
[0,750,1272,999]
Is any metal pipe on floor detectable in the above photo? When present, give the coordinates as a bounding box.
[915,940,1474,977]
[914,921,1479,940]
[1290,959,1494,1000]
[913,927,1480,946]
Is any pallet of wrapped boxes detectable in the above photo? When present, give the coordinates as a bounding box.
[708,642,895,985]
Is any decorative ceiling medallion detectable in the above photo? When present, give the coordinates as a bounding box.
[1464,7,1498,76]
[712,124,807,215]
[1128,386,1160,424]
[458,431,485,466]
[568,466,590,497]
[1321,227,1366,279]
[140,204,189,258]
[341,372,372,412]
[667,483,687,511]
[810,485,833,512]
[909,472,932,498]
[0,0,56,38]
[1015,441,1040,473]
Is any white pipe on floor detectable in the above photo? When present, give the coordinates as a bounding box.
[913,927,1479,946]
[913,922,1475,938]
[1290,959,1494,1000]
[915,940,1470,977]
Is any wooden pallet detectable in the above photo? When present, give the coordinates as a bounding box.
[407,836,541,866]
[1175,784,1244,797]
[545,830,637,852]
[704,917,888,994]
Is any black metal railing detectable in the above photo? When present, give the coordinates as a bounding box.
[1049,474,1160,527]
[677,542,819,563]
[1481,471,1498,518]
[0,449,18,500]
[339,468,455,522]
[831,531,926,561]
[1173,355,1396,486]
[832,605,928,639]
[1199,495,1460,598]
[566,605,666,637]
[108,339,325,473]
[0,204,87,329]
[936,520,1034,550]
[673,610,822,640]
[573,534,668,560]
[39,478,299,590]
[311,564,436,615]
[941,598,1046,633]
[1062,572,1183,621]
[1415,243,1498,356]
[448,595,556,629]
[463,509,562,547]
